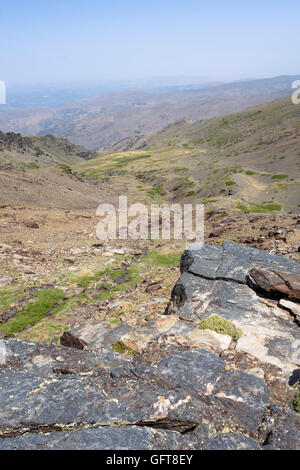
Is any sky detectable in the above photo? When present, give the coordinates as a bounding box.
[0,0,299,86]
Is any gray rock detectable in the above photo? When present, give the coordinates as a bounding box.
[0,426,186,450]
[0,339,269,448]
[180,241,300,284]
[169,242,300,373]
[260,406,300,450]
[202,433,261,450]
[61,322,133,354]
[0,243,299,450]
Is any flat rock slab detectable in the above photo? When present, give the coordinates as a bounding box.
[180,241,300,283]
[61,314,233,357]
[0,339,270,449]
[170,242,300,374]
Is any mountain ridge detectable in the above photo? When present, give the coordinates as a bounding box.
[1,74,299,150]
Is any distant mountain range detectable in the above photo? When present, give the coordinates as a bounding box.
[3,77,215,108]
[0,75,299,150]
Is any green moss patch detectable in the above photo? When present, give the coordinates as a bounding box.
[202,199,218,204]
[17,293,86,343]
[199,314,243,340]
[97,265,142,301]
[110,269,125,281]
[140,250,181,267]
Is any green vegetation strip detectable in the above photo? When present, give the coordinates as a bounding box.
[236,202,282,213]
[0,288,65,337]
[271,174,288,180]
[97,251,181,301]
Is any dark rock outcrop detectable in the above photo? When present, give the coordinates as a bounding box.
[202,433,261,450]
[0,338,270,449]
[169,242,300,373]
[0,242,299,450]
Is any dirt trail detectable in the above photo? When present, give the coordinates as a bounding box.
[238,174,269,201]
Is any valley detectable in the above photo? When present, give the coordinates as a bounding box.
[0,94,299,344]
[0,89,299,450]
[1,75,299,150]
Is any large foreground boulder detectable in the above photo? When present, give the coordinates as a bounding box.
[0,338,271,449]
[168,242,300,374]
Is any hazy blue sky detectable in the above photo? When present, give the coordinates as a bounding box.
[0,0,299,86]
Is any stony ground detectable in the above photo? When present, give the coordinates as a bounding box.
[0,204,299,345]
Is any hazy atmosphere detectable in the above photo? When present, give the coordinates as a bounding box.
[1,0,299,86]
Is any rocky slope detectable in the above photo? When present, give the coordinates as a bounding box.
[0,131,96,168]
[0,242,299,450]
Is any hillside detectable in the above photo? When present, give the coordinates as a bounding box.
[0,132,102,209]
[0,132,96,169]
[76,97,300,212]
[0,75,299,150]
